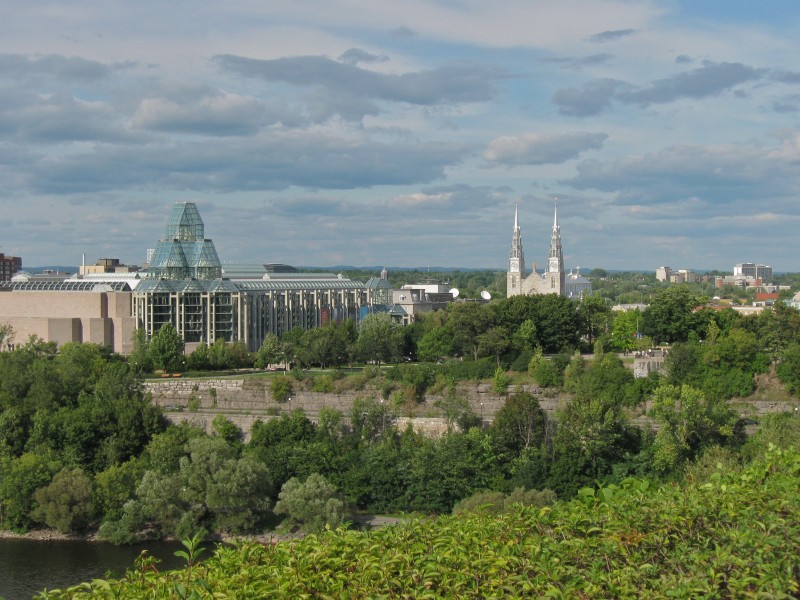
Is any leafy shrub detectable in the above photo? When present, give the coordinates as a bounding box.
[510,349,533,373]
[270,378,294,403]
[492,368,510,395]
[453,487,555,515]
[43,447,800,599]
[32,467,96,533]
[438,357,497,381]
[312,375,335,393]
[274,473,345,533]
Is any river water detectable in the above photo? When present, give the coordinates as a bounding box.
[0,538,188,599]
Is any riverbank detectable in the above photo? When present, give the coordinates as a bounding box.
[0,514,403,546]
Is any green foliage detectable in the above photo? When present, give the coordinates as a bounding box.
[254,334,284,369]
[386,362,437,400]
[452,486,555,515]
[148,323,185,372]
[269,377,293,403]
[649,384,740,473]
[741,413,800,462]
[495,294,580,354]
[31,467,95,533]
[212,415,243,448]
[311,374,335,393]
[94,458,145,522]
[273,473,344,533]
[357,313,402,365]
[642,286,704,344]
[434,392,480,433]
[490,392,547,455]
[405,428,500,513]
[491,367,510,395]
[0,451,61,530]
[417,323,454,363]
[777,342,800,396]
[128,328,153,374]
[577,293,612,346]
[43,447,800,599]
[528,350,562,388]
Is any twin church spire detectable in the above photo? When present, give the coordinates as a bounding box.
[507,197,565,297]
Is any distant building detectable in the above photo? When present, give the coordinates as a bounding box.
[716,262,772,289]
[656,267,698,284]
[507,200,590,299]
[0,202,384,353]
[565,269,592,300]
[655,266,671,282]
[80,257,139,275]
[0,253,22,281]
[734,262,772,282]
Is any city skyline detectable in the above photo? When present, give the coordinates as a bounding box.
[2,1,799,270]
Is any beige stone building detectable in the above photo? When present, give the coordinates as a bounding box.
[0,281,138,353]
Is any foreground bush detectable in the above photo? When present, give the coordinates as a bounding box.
[40,447,800,598]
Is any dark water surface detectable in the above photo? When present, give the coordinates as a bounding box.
[0,538,187,599]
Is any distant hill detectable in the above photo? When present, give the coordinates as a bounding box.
[303,266,504,273]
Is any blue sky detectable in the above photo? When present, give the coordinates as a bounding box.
[1,1,799,272]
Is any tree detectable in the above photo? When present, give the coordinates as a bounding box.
[0,451,61,530]
[148,323,185,372]
[490,392,547,455]
[649,384,740,473]
[446,302,495,360]
[270,377,293,403]
[254,334,284,369]
[0,322,15,351]
[274,473,344,533]
[610,309,640,353]
[405,428,500,513]
[495,295,580,354]
[528,350,561,388]
[129,328,153,373]
[31,467,95,533]
[642,287,703,344]
[477,326,511,367]
[417,326,454,362]
[434,393,480,433]
[356,313,401,365]
[777,342,800,396]
[578,294,611,347]
[187,341,212,370]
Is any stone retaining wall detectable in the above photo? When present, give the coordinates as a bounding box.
[144,377,798,440]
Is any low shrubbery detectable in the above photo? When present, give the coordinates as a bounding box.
[41,447,800,598]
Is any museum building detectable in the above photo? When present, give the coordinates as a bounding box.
[0,202,388,353]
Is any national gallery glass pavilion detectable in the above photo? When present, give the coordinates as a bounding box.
[0,202,390,353]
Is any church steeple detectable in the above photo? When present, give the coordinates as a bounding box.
[509,203,525,269]
[507,203,526,297]
[547,196,563,275]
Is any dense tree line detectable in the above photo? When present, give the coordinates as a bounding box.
[2,287,800,541]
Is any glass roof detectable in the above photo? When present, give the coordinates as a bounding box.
[166,202,204,241]
[0,281,131,291]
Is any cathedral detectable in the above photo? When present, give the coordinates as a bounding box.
[506,200,591,299]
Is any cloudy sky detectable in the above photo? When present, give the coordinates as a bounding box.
[2,0,800,272]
